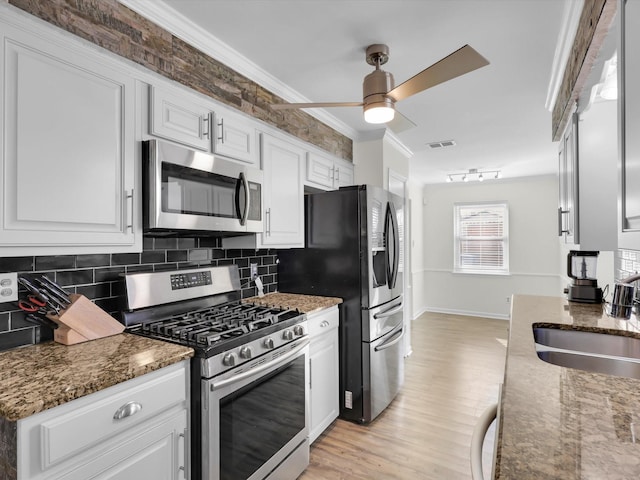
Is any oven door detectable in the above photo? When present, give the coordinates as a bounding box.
[144,139,263,233]
[202,338,310,480]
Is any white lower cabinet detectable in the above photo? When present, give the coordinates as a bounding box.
[17,361,189,480]
[308,306,339,443]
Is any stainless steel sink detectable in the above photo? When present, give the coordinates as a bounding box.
[533,327,640,359]
[533,326,640,379]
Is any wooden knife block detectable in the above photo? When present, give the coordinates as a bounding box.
[46,294,125,345]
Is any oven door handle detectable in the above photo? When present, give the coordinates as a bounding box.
[211,338,309,391]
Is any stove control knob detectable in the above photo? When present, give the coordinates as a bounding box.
[282,329,294,341]
[293,325,305,336]
[222,353,237,367]
[263,337,275,349]
[239,346,252,359]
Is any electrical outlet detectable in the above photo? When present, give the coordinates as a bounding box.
[0,272,18,303]
[250,263,258,280]
[506,296,511,304]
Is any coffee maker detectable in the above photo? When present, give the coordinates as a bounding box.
[565,250,603,303]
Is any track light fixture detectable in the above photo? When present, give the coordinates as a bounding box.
[445,168,501,183]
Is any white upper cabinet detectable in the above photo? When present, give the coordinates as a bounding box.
[223,132,305,249]
[620,0,640,249]
[213,109,259,165]
[260,133,305,247]
[0,14,139,256]
[149,85,259,165]
[150,85,211,151]
[306,151,354,190]
[558,111,579,245]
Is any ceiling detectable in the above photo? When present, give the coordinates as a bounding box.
[125,0,571,185]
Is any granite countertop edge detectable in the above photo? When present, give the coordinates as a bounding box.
[0,333,194,422]
[495,294,640,479]
[244,292,343,314]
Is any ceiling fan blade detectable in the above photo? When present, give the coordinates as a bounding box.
[271,101,363,110]
[387,44,489,102]
[386,110,417,134]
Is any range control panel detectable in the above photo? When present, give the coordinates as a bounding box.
[170,271,213,290]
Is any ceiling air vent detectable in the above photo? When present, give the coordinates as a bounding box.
[428,140,457,149]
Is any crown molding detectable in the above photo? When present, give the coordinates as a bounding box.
[118,0,358,140]
[545,0,585,111]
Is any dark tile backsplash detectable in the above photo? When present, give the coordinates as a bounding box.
[0,236,279,352]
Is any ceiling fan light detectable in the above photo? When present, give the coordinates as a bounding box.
[364,105,395,124]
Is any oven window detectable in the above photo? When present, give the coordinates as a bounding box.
[161,162,239,219]
[220,356,306,480]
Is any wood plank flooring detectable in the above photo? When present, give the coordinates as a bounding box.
[299,312,508,480]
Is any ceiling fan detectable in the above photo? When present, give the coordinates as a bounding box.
[271,43,489,132]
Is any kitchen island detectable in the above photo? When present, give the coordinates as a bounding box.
[496,295,640,479]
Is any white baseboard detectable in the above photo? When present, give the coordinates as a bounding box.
[418,306,510,321]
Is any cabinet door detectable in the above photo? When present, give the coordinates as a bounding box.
[306,152,335,189]
[58,410,187,480]
[1,25,137,255]
[150,85,211,151]
[620,0,640,248]
[308,308,339,443]
[334,159,354,188]
[261,133,305,247]
[213,110,258,165]
[558,112,579,245]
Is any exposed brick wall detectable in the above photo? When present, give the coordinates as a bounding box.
[7,0,353,160]
[552,0,616,141]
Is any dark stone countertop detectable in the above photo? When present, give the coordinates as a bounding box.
[0,333,193,421]
[495,295,640,479]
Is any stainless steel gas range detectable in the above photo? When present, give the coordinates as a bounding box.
[120,265,309,480]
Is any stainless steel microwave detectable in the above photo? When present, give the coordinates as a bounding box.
[143,139,263,234]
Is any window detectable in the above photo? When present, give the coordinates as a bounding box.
[454,202,509,274]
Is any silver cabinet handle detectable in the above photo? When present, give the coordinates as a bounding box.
[203,115,210,139]
[125,189,134,232]
[558,207,570,236]
[178,429,187,478]
[217,117,224,142]
[265,208,271,236]
[113,401,142,420]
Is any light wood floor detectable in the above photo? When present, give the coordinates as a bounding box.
[299,312,508,480]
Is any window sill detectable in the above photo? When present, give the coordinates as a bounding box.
[453,269,511,276]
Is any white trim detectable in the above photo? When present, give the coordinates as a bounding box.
[383,130,414,159]
[423,307,510,321]
[423,267,560,278]
[118,0,358,140]
[545,0,585,111]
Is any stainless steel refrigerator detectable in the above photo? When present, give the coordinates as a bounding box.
[278,185,404,423]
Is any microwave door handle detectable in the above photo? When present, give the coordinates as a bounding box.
[238,172,250,226]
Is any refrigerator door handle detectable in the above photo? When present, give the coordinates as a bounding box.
[385,201,400,289]
[374,324,404,352]
[373,300,404,319]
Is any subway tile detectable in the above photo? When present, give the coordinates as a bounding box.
[0,328,37,353]
[35,255,76,271]
[141,250,166,264]
[95,267,126,283]
[199,237,222,248]
[153,237,180,250]
[56,269,94,287]
[188,249,210,262]
[225,249,243,259]
[167,250,188,262]
[76,254,111,268]
[125,265,154,274]
[77,283,112,300]
[0,313,8,332]
[154,263,180,271]
[0,257,34,272]
[111,253,141,266]
[210,249,226,259]
[234,258,249,268]
[177,238,197,249]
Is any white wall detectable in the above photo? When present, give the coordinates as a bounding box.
[417,175,562,319]
[408,181,426,319]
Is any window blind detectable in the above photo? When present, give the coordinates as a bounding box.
[454,203,509,274]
